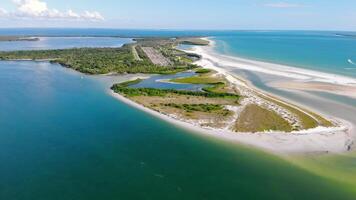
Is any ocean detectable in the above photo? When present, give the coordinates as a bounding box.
[0,29,356,199]
[212,31,356,78]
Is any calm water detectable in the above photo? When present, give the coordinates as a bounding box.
[213,31,356,78]
[1,61,355,199]
[130,71,206,91]
[0,37,133,51]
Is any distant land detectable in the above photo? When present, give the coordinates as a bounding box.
[335,33,356,38]
[0,36,39,42]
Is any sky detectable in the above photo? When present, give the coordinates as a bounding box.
[0,0,355,31]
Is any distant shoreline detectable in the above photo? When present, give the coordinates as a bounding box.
[0,36,39,42]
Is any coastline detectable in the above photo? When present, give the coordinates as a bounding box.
[110,85,353,154]
[106,37,355,154]
[197,38,356,87]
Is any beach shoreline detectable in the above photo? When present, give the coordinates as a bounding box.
[110,74,353,154]
[105,37,354,154]
[197,38,356,87]
[110,90,353,154]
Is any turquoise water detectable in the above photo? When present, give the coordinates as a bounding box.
[0,37,132,51]
[1,61,355,199]
[213,31,356,78]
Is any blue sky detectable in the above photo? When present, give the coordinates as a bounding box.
[0,0,355,30]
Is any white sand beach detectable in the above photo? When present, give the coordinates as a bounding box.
[193,38,356,87]
[110,56,354,155]
[110,90,353,154]
[268,81,356,99]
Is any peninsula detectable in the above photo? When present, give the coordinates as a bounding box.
[0,37,351,153]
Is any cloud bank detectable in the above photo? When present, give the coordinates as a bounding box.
[0,0,104,21]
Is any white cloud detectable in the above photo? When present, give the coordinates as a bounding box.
[82,11,104,21]
[0,8,9,17]
[1,0,104,21]
[264,2,303,8]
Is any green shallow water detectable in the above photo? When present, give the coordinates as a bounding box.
[1,61,356,199]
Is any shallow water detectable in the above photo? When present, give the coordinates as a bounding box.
[213,32,356,78]
[130,71,206,91]
[224,62,356,189]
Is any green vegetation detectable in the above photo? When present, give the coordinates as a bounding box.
[112,84,240,99]
[131,45,142,61]
[195,68,212,74]
[172,76,221,84]
[0,36,201,75]
[235,104,293,133]
[170,69,233,94]
[117,78,143,87]
[0,46,197,75]
[177,38,210,46]
[259,94,330,129]
[163,103,224,113]
[112,78,239,99]
[170,69,223,85]
[202,82,226,93]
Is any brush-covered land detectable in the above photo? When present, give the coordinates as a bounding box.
[0,38,204,74]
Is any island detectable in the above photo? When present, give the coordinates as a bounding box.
[0,36,39,42]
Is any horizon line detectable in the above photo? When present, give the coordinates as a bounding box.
[0,27,355,33]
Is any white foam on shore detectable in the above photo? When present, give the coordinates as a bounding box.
[190,39,356,86]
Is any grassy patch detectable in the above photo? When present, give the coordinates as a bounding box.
[171,75,221,84]
[164,103,224,113]
[117,78,143,87]
[112,85,240,99]
[177,38,210,46]
[202,82,227,93]
[170,69,223,85]
[171,70,235,94]
[235,104,293,133]
[195,68,212,74]
[259,94,329,129]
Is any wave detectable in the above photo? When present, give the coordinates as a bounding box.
[348,59,356,65]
